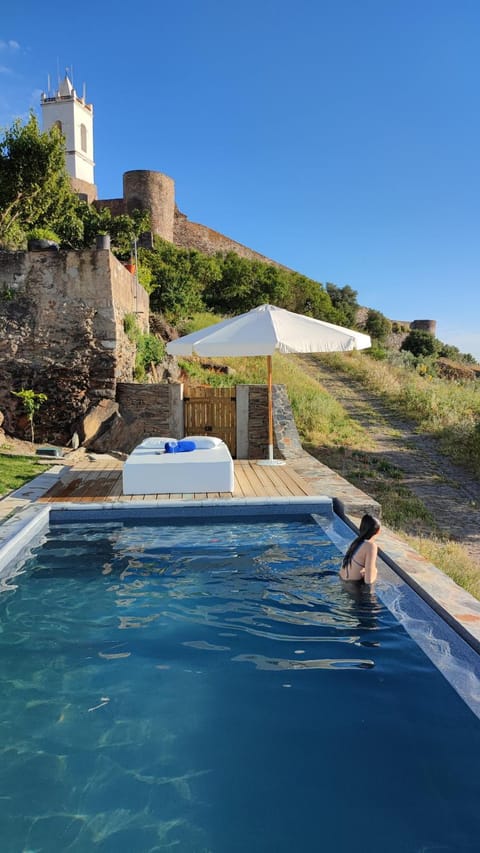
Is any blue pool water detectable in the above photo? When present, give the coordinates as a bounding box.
[0,515,479,852]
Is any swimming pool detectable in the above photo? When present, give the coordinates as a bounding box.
[1,509,479,852]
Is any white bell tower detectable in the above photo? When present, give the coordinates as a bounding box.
[41,72,97,201]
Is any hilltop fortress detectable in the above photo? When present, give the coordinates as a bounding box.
[0,76,436,447]
[39,74,437,334]
[41,75,285,267]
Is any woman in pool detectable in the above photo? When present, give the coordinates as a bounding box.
[340,514,381,584]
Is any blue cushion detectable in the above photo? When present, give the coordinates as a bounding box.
[165,440,197,454]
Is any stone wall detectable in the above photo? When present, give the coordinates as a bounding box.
[0,249,148,444]
[94,197,126,218]
[411,319,437,335]
[173,210,289,268]
[245,385,271,458]
[272,385,304,459]
[90,382,184,454]
[90,382,290,459]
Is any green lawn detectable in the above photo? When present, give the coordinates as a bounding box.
[0,453,46,498]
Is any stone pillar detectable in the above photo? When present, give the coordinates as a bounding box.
[236,385,249,459]
[169,383,184,437]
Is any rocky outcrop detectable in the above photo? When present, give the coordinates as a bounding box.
[77,399,119,444]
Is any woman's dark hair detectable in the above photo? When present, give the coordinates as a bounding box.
[342,514,381,575]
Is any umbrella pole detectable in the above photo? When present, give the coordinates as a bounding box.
[258,354,285,466]
[267,354,274,461]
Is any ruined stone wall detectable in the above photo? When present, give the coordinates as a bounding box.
[0,249,148,443]
[94,197,126,217]
[173,210,289,268]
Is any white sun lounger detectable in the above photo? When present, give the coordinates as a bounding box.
[122,436,235,495]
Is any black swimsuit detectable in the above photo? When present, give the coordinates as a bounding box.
[342,551,365,580]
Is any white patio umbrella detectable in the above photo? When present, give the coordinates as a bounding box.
[166,304,371,463]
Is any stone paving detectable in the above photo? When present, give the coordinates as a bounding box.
[300,355,480,566]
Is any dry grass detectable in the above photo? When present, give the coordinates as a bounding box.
[404,535,480,599]
[317,351,480,474]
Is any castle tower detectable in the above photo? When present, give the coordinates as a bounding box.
[123,171,175,242]
[41,73,97,202]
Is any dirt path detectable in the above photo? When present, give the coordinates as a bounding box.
[300,355,480,566]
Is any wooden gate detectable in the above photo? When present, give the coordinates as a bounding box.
[183,386,237,456]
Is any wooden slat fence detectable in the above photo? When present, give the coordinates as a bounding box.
[183,385,237,456]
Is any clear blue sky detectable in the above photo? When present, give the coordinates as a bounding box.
[1,1,479,357]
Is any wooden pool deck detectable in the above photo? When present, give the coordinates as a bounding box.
[37,457,314,503]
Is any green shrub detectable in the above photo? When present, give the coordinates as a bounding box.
[11,388,48,443]
[123,313,165,381]
[0,286,16,301]
[401,329,439,357]
[0,219,26,250]
[369,344,389,360]
[123,312,138,342]
[135,334,165,380]
[27,226,61,243]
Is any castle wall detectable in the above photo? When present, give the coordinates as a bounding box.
[0,249,149,443]
[173,209,288,267]
[94,197,126,217]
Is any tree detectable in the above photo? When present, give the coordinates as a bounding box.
[142,240,209,319]
[400,329,439,358]
[204,252,257,314]
[365,309,392,342]
[107,209,151,259]
[325,283,359,326]
[11,388,48,443]
[283,272,337,320]
[0,114,83,248]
